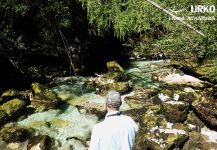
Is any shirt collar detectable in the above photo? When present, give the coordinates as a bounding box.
[105,111,121,119]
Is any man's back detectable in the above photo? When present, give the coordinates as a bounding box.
[89,112,138,150]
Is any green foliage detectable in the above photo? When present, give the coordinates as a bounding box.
[81,0,217,62]
[210,58,217,82]
[80,0,154,39]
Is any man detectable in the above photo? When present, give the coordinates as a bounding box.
[89,91,138,150]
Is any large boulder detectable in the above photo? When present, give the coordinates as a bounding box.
[31,83,60,111]
[0,98,27,118]
[192,90,217,128]
[134,104,190,150]
[160,73,210,88]
[185,111,204,131]
[86,61,130,95]
[124,88,159,109]
[161,101,189,123]
[0,126,28,143]
[183,130,217,150]
[106,61,124,73]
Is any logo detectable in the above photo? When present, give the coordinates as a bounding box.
[191,5,216,13]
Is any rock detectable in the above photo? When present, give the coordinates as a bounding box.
[161,101,189,123]
[1,89,30,104]
[134,104,189,149]
[124,88,159,109]
[123,107,147,124]
[0,98,27,117]
[142,106,167,129]
[31,83,60,111]
[101,82,130,94]
[185,111,204,131]
[0,110,9,126]
[1,89,20,103]
[86,61,130,95]
[87,75,130,95]
[159,73,210,88]
[134,129,162,150]
[192,90,217,128]
[183,131,217,150]
[106,61,124,73]
[27,135,55,150]
[135,128,189,150]
[0,126,28,143]
[59,138,86,150]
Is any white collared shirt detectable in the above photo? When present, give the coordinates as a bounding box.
[89,111,138,150]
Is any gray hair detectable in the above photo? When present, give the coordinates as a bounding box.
[106,91,122,108]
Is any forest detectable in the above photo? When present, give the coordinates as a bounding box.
[0,0,217,149]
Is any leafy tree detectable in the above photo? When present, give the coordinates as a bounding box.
[80,0,217,62]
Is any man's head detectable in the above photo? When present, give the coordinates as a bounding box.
[105,91,122,111]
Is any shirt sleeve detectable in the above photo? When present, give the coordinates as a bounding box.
[89,126,100,150]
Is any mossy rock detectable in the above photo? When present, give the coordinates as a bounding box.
[183,131,217,150]
[106,61,124,73]
[165,133,189,149]
[142,105,166,128]
[135,129,188,150]
[185,111,204,130]
[0,110,9,126]
[0,126,28,143]
[125,88,159,109]
[161,101,189,123]
[1,89,30,104]
[27,135,55,150]
[101,82,130,94]
[0,98,27,117]
[31,83,46,94]
[31,83,60,111]
[134,129,162,150]
[105,71,128,82]
[192,93,217,128]
[1,89,19,103]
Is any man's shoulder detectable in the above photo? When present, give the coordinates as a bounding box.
[93,121,106,130]
[121,115,135,121]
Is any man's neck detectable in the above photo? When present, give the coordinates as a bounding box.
[107,108,119,113]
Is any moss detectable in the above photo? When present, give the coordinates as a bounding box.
[0,110,9,126]
[31,82,60,111]
[44,89,57,100]
[28,121,51,128]
[49,118,69,128]
[165,133,189,149]
[134,130,162,150]
[31,83,45,94]
[185,111,204,129]
[0,126,28,143]
[0,98,26,116]
[173,123,189,131]
[142,105,162,128]
[166,134,178,148]
[106,61,124,72]
[1,89,17,100]
[143,114,158,128]
[162,102,189,123]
